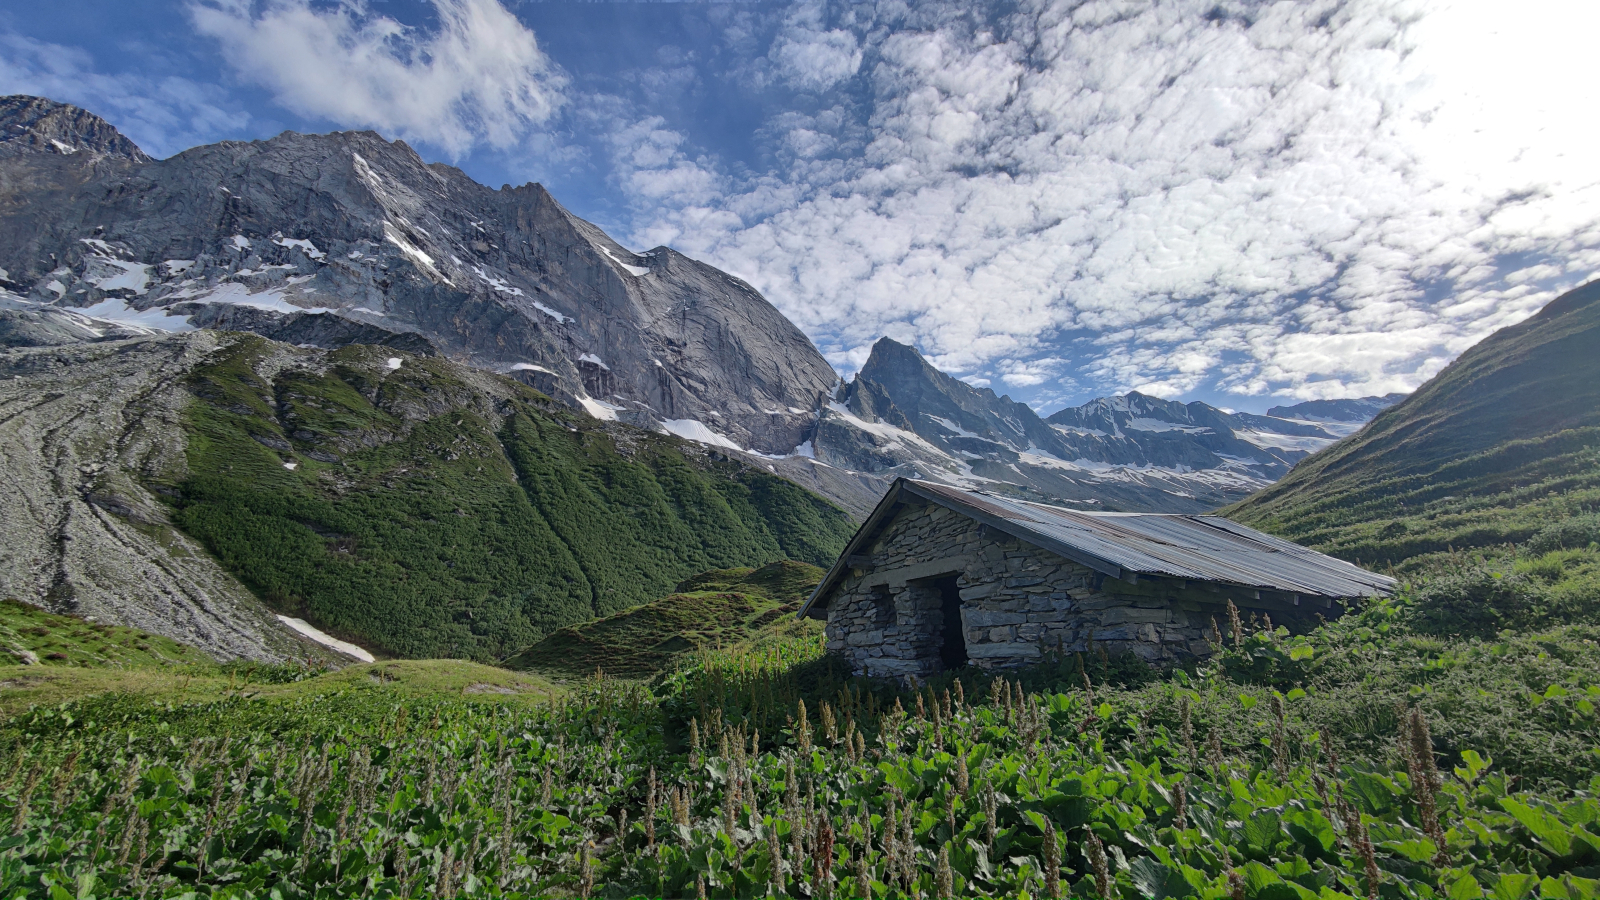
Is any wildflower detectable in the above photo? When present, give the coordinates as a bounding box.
[936,842,954,900]
[1086,831,1111,897]
[1043,818,1061,899]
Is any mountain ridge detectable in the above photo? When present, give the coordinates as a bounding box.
[0,329,856,663]
[806,336,1399,513]
[0,95,834,456]
[1225,280,1600,563]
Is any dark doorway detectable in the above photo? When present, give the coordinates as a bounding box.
[934,575,968,669]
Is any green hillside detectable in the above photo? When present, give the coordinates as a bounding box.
[1226,280,1600,567]
[158,336,854,663]
[504,559,825,680]
[0,598,210,670]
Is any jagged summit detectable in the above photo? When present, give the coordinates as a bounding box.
[1266,393,1406,423]
[0,101,835,454]
[810,338,1392,512]
[0,96,150,162]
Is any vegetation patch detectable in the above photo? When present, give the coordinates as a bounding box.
[505,560,826,680]
[0,598,209,670]
[162,337,855,662]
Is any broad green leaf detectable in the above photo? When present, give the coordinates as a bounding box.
[1454,750,1492,784]
[1289,646,1315,662]
[1444,872,1483,900]
[1500,798,1575,856]
[1487,873,1539,900]
[1244,810,1283,853]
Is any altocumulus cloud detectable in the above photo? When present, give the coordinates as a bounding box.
[616,0,1600,406]
[189,0,566,158]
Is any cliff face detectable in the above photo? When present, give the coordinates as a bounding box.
[0,96,835,455]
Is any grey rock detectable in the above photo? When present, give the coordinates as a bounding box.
[0,96,835,458]
[0,332,328,663]
[811,336,1399,513]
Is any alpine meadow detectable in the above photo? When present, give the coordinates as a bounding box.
[2,3,1600,898]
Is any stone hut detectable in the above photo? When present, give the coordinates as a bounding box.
[800,478,1395,679]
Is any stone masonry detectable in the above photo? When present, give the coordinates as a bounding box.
[822,497,1224,679]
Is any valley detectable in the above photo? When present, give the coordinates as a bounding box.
[0,89,1595,900]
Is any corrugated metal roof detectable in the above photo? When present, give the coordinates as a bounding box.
[801,478,1395,617]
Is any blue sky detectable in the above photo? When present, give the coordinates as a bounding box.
[4,0,1598,415]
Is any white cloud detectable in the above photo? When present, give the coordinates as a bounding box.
[621,0,1600,404]
[0,32,250,157]
[189,0,565,157]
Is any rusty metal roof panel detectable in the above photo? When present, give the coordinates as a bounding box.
[903,480,1395,599]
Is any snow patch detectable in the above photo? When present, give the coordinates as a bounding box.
[75,298,195,333]
[282,461,298,470]
[179,282,331,315]
[1233,430,1338,453]
[386,357,402,370]
[350,306,384,316]
[1124,418,1210,434]
[382,222,450,285]
[49,139,77,154]
[578,353,609,370]
[473,266,524,297]
[86,259,153,295]
[509,363,555,374]
[231,235,251,251]
[661,418,744,451]
[276,615,375,663]
[531,300,570,324]
[274,237,325,260]
[578,396,621,421]
[926,415,1001,442]
[163,260,194,274]
[599,246,650,276]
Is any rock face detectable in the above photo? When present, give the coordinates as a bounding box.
[0,96,151,162]
[0,96,835,454]
[0,332,327,662]
[812,337,1394,512]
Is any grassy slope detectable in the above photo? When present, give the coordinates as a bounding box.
[504,560,825,680]
[0,598,210,670]
[1225,280,1600,567]
[162,337,855,663]
[0,599,559,715]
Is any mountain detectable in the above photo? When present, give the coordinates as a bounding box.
[1267,394,1406,427]
[808,337,1380,512]
[0,96,834,457]
[1226,281,1600,563]
[0,330,854,663]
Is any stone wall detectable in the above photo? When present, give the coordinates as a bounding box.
[823,498,1223,679]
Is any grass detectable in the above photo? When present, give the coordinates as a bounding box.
[160,336,855,662]
[504,560,826,681]
[0,598,211,670]
[1225,281,1600,569]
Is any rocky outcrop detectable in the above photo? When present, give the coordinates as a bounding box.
[0,333,332,662]
[0,96,150,162]
[0,96,835,455]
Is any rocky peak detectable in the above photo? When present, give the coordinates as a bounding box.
[0,96,151,162]
[1266,393,1407,423]
[0,102,836,455]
